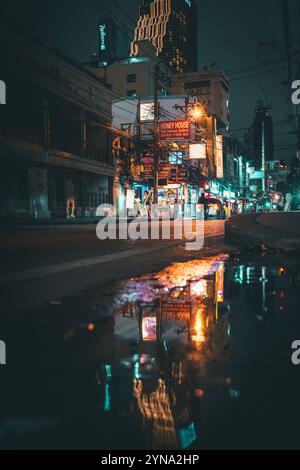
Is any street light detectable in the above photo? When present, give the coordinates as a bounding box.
[191,106,203,120]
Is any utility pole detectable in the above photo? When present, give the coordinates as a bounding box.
[261,119,266,193]
[297,0,300,151]
[153,64,160,205]
[281,0,293,85]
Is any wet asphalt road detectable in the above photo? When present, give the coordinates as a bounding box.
[0,220,224,315]
[0,220,224,275]
[1,220,300,450]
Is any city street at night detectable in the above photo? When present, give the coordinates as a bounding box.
[1,0,300,454]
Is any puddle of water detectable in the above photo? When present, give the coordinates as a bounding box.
[1,254,300,449]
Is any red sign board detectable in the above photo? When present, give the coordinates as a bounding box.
[159,163,171,178]
[143,164,153,177]
[169,165,188,183]
[159,120,190,141]
[141,155,153,165]
[161,300,191,321]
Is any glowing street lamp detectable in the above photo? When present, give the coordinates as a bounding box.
[191,106,203,120]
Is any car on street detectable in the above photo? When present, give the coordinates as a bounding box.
[204,198,226,220]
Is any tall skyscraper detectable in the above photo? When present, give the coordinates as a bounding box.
[253,102,274,166]
[130,0,198,74]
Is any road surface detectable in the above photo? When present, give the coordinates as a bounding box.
[0,220,225,317]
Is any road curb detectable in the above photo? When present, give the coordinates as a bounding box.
[225,213,300,251]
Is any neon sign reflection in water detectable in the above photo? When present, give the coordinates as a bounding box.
[104,384,111,412]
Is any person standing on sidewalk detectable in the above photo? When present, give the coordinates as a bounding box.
[143,191,152,218]
[65,177,76,219]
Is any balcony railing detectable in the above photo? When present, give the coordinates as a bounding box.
[86,192,110,208]
[86,145,113,164]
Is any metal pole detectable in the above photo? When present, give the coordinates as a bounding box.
[153,64,159,205]
[262,119,266,193]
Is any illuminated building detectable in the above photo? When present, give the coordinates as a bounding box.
[91,41,172,99]
[131,0,198,74]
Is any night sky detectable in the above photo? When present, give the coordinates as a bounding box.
[3,0,300,161]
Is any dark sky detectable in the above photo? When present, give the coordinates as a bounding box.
[4,0,300,161]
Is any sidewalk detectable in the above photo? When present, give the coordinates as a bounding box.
[0,214,197,228]
[225,212,300,251]
[0,216,103,227]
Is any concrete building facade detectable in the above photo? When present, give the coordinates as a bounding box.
[172,70,230,130]
[0,19,115,220]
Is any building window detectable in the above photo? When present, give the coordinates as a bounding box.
[127,90,137,97]
[127,74,137,83]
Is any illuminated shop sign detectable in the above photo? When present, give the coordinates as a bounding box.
[250,171,264,180]
[159,120,190,141]
[189,143,206,160]
[215,135,224,179]
[126,189,135,210]
[142,317,157,342]
[169,151,183,165]
[210,182,219,195]
[140,102,154,122]
[99,24,107,51]
[159,163,171,178]
[161,300,191,321]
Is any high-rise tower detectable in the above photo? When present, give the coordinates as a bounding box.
[130,0,198,74]
[253,101,274,166]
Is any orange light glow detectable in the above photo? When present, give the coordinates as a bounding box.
[191,309,206,346]
[190,279,207,298]
[191,107,203,120]
[87,323,95,332]
[215,263,225,303]
[194,388,205,398]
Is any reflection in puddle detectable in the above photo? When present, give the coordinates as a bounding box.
[96,255,231,450]
[93,255,300,450]
[2,254,300,450]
